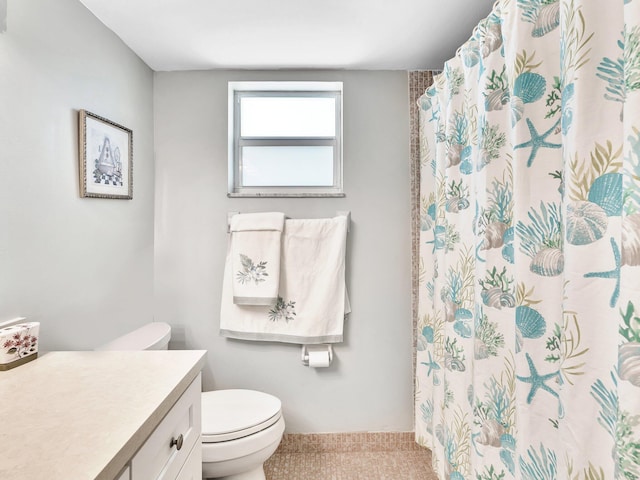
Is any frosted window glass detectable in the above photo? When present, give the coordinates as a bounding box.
[241,97,336,137]
[242,146,334,186]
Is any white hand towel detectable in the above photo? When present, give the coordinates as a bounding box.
[230,212,285,306]
[220,216,349,344]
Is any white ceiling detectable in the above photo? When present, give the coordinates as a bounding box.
[78,0,495,71]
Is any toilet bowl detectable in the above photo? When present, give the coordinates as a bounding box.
[201,389,285,480]
[98,322,285,480]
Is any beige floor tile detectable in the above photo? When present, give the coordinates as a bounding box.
[265,450,438,480]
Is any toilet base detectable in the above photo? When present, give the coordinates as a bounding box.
[205,465,265,480]
[202,412,284,480]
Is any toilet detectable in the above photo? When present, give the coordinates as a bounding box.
[98,322,285,480]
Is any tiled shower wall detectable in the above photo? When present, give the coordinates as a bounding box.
[409,71,436,379]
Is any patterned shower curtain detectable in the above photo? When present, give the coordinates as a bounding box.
[416,0,640,478]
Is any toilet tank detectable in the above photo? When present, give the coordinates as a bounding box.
[96,322,171,351]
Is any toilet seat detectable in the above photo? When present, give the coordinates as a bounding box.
[201,389,282,443]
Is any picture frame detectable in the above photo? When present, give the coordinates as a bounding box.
[78,110,133,199]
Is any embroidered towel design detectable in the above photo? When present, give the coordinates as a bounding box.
[220,216,349,344]
[268,297,297,323]
[236,254,269,285]
[230,212,285,306]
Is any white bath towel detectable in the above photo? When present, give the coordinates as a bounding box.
[220,216,350,344]
[230,212,285,306]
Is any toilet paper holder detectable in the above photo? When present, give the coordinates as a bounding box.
[301,344,333,367]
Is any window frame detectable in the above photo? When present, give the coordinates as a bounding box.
[228,81,344,197]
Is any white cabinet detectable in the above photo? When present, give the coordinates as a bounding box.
[130,374,202,480]
[176,441,203,480]
[0,351,206,480]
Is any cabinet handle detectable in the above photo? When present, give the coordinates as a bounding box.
[170,433,184,451]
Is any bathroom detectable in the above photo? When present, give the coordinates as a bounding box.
[3,0,640,479]
[1,0,437,477]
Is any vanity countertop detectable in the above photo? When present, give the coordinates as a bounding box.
[0,350,206,479]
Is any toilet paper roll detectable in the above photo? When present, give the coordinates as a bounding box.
[308,349,331,368]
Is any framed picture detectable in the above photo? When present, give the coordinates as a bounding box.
[78,110,133,199]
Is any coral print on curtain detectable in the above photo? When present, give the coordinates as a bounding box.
[416,0,640,478]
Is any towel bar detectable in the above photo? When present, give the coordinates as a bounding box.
[227,211,350,233]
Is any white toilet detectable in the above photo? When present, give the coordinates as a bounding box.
[98,322,285,480]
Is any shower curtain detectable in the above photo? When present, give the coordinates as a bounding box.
[416,0,640,478]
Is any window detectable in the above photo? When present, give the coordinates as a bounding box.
[228,81,343,197]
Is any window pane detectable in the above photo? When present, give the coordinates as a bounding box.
[240,97,336,137]
[241,146,334,186]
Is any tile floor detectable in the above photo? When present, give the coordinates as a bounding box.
[264,433,438,480]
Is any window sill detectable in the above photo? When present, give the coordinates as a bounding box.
[227,192,346,198]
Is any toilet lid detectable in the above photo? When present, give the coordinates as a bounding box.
[201,389,282,443]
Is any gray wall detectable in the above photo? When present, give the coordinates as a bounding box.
[1,1,414,434]
[154,70,413,433]
[0,0,155,350]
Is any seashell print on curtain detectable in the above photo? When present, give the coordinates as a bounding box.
[416,0,640,478]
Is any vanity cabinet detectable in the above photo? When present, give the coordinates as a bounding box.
[175,443,203,480]
[0,350,206,480]
[130,374,202,480]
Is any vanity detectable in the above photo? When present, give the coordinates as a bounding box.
[0,350,206,479]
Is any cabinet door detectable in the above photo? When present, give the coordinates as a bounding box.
[176,442,203,480]
[131,374,202,480]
